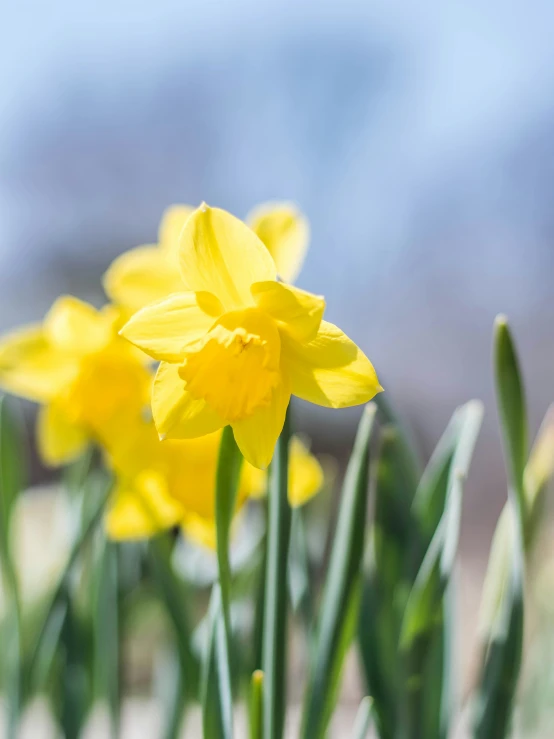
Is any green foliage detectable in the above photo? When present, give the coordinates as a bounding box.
[1,315,553,738]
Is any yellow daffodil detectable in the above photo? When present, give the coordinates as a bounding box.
[105,422,323,547]
[0,296,152,466]
[120,204,382,469]
[104,201,310,313]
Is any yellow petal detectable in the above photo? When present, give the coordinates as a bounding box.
[158,205,195,262]
[103,245,185,312]
[181,511,217,550]
[281,320,382,408]
[251,281,325,342]
[44,296,112,355]
[0,325,78,402]
[232,377,291,469]
[242,435,323,507]
[105,471,184,540]
[37,403,88,466]
[179,204,276,310]
[120,292,218,362]
[152,361,225,440]
[248,201,310,283]
[288,437,324,507]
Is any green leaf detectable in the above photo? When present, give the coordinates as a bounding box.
[358,422,420,739]
[0,397,25,738]
[472,501,524,739]
[147,535,200,701]
[472,316,527,739]
[494,316,527,516]
[401,401,483,649]
[249,670,264,739]
[401,401,482,739]
[301,404,377,739]
[26,475,111,685]
[288,507,314,641]
[262,406,292,739]
[201,586,233,739]
[57,583,93,739]
[351,697,375,739]
[92,536,120,737]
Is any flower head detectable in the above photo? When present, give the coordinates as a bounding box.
[0,297,152,465]
[120,204,382,469]
[104,201,310,313]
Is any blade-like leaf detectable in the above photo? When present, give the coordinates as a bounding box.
[92,537,120,738]
[401,401,482,739]
[148,535,200,701]
[494,316,527,516]
[358,424,417,739]
[249,670,264,739]
[0,397,25,738]
[262,406,292,739]
[26,475,111,683]
[352,697,375,739]
[201,586,233,739]
[302,404,377,739]
[472,316,527,738]
[472,501,524,739]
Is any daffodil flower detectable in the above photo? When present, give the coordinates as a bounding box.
[0,297,152,465]
[120,204,382,469]
[105,424,324,547]
[104,201,310,312]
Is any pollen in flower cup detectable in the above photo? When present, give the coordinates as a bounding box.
[120,204,382,469]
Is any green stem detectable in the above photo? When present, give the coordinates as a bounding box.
[262,407,292,739]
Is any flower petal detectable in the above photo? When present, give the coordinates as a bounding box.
[120,292,218,362]
[181,511,218,550]
[105,472,184,540]
[288,437,324,507]
[281,320,382,408]
[158,205,195,262]
[179,204,276,310]
[231,377,291,469]
[251,281,325,342]
[103,245,185,312]
[152,361,225,440]
[247,201,310,283]
[44,296,112,354]
[0,325,77,402]
[37,403,88,466]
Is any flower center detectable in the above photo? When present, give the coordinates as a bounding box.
[179,308,280,422]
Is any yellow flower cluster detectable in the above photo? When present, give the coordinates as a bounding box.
[0,201,381,546]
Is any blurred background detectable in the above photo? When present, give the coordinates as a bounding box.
[2,1,554,733]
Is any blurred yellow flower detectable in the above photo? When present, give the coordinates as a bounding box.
[104,201,309,312]
[121,204,382,469]
[105,423,323,547]
[0,296,152,466]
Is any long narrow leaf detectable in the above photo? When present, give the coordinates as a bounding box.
[352,697,375,739]
[93,537,120,737]
[262,406,292,739]
[249,670,264,739]
[302,404,377,739]
[0,397,25,738]
[148,535,200,700]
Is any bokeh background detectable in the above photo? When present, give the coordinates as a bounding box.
[2,1,554,733]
